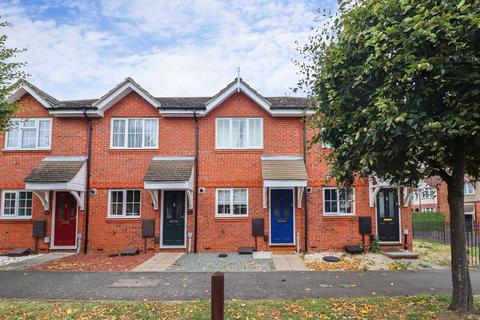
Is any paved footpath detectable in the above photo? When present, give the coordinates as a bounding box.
[0,270,478,301]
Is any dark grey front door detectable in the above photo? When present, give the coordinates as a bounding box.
[377,188,400,242]
[162,191,185,246]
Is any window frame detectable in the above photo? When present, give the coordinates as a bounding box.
[464,182,475,196]
[107,189,142,218]
[322,187,356,216]
[215,118,263,150]
[215,188,249,217]
[4,118,52,151]
[110,118,159,150]
[0,190,33,220]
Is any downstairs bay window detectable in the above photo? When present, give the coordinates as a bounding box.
[323,187,355,216]
[216,188,248,217]
[108,190,141,218]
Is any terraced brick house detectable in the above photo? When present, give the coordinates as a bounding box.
[0,78,413,253]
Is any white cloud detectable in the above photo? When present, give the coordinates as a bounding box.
[1,0,335,100]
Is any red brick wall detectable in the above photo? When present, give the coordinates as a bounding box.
[0,91,413,253]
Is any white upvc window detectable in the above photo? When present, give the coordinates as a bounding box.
[1,190,33,219]
[216,118,263,149]
[464,182,475,195]
[215,188,248,217]
[421,186,436,199]
[421,207,435,213]
[108,189,141,218]
[5,118,52,150]
[110,118,158,149]
[323,187,355,216]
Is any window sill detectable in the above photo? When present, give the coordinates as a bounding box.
[106,216,141,220]
[0,216,32,221]
[322,213,356,218]
[109,148,157,151]
[2,148,51,152]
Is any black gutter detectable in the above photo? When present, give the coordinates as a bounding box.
[303,114,308,253]
[82,109,92,254]
[193,110,199,253]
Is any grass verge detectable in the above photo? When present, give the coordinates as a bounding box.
[0,295,478,319]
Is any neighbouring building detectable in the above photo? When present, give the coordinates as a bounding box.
[0,78,413,253]
[411,177,441,213]
[437,178,480,226]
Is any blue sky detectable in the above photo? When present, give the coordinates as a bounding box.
[1,0,336,100]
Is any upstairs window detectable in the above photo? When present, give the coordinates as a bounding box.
[1,190,33,219]
[421,187,436,199]
[5,118,52,150]
[323,187,355,215]
[111,118,158,149]
[216,118,262,149]
[464,182,475,195]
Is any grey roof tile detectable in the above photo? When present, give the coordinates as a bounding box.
[144,159,194,182]
[25,160,85,183]
[262,158,308,180]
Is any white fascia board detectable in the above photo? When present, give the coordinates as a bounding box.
[205,82,271,115]
[48,110,102,118]
[25,182,84,191]
[8,86,52,109]
[159,110,205,117]
[270,110,314,117]
[144,181,191,190]
[94,82,160,113]
[263,180,308,187]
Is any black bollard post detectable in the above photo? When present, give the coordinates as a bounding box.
[211,272,224,320]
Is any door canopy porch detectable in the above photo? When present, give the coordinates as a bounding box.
[261,156,308,209]
[144,156,195,210]
[24,156,87,211]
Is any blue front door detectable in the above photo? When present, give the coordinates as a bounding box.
[270,189,294,244]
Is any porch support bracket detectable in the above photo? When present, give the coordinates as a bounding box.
[186,189,194,210]
[403,188,413,207]
[69,191,85,210]
[263,187,268,209]
[297,187,304,209]
[369,185,381,208]
[148,190,159,210]
[32,190,50,212]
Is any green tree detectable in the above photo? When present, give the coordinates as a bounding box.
[0,19,27,131]
[299,0,480,313]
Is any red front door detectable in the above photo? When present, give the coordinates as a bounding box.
[54,192,77,247]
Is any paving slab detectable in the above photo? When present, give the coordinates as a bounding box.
[132,253,184,272]
[0,253,73,271]
[273,254,309,271]
[253,251,272,259]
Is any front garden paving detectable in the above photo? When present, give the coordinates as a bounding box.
[29,253,154,272]
[167,253,275,272]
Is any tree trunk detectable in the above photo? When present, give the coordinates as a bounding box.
[447,147,475,313]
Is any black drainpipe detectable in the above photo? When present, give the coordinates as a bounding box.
[82,109,92,254]
[193,110,199,253]
[303,114,308,253]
